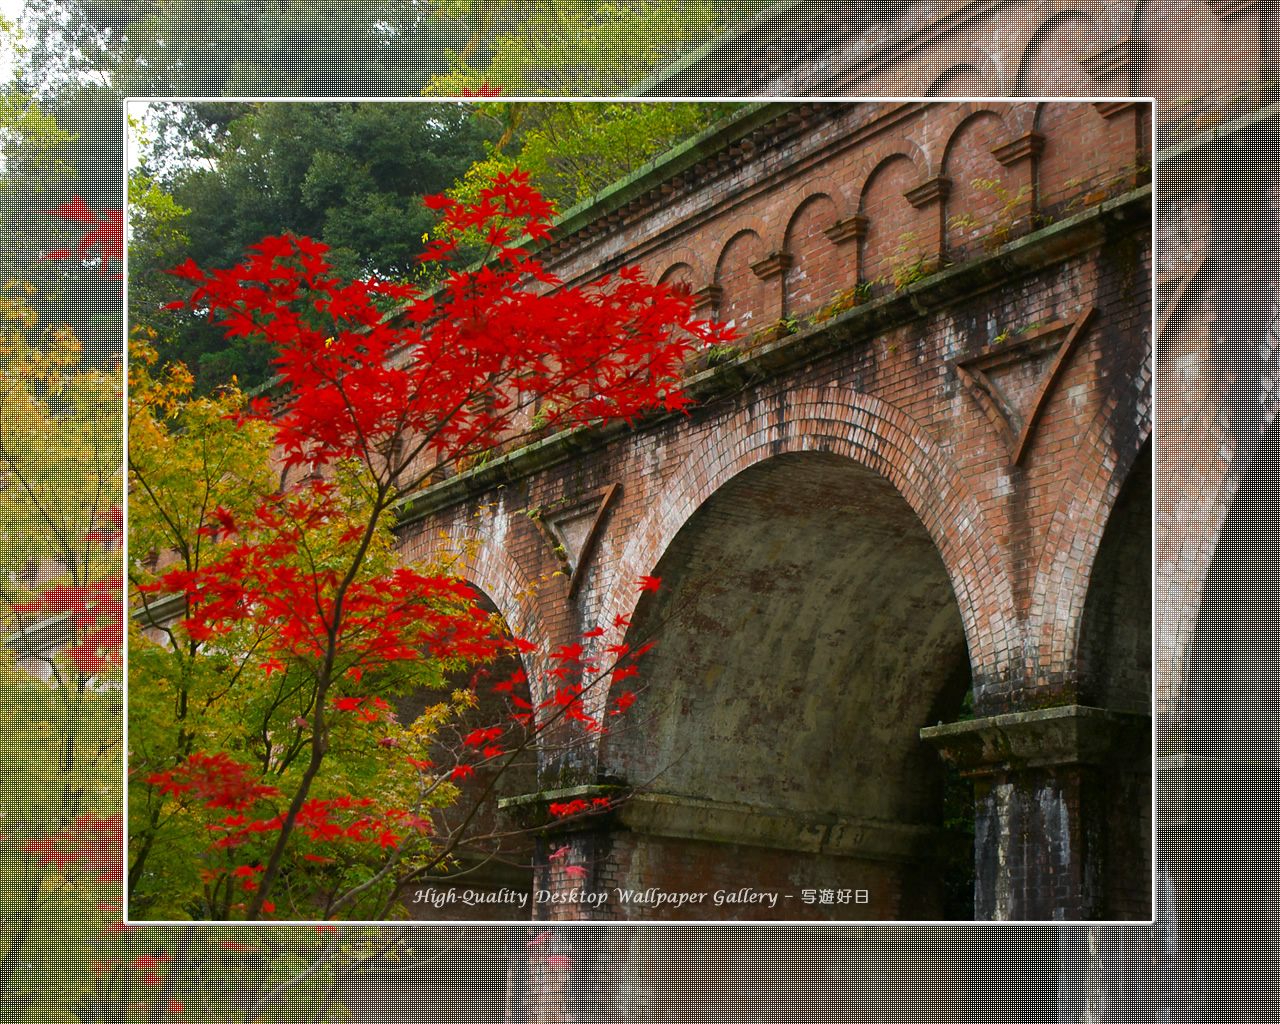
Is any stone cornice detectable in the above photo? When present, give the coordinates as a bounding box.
[750,249,793,279]
[904,174,952,208]
[127,590,187,630]
[616,793,949,863]
[2,610,75,657]
[1204,0,1262,19]
[1078,39,1131,81]
[991,131,1045,166]
[920,705,1151,776]
[692,282,723,310]
[824,212,869,244]
[1094,101,1144,120]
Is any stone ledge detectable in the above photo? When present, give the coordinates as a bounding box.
[612,792,951,864]
[497,784,622,830]
[128,590,187,630]
[919,704,1151,776]
[2,609,76,656]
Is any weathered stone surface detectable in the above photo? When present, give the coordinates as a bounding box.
[396,100,1153,932]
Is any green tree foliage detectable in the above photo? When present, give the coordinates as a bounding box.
[3,0,467,374]
[423,3,762,212]
[447,101,739,214]
[130,101,499,392]
[0,11,122,369]
[33,0,466,98]
[126,171,190,333]
[431,0,769,95]
[0,278,123,1016]
[165,102,495,278]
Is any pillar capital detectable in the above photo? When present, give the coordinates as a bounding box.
[920,704,1150,776]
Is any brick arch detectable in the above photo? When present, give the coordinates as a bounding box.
[939,107,1021,257]
[713,225,769,332]
[1157,246,1208,345]
[782,190,845,321]
[1034,349,1152,677]
[857,152,928,291]
[925,64,995,100]
[654,245,709,290]
[397,508,552,675]
[852,141,930,205]
[715,212,776,265]
[1014,9,1106,96]
[1158,272,1280,706]
[595,387,1020,693]
[1158,454,1237,712]
[919,47,1006,99]
[1150,249,1212,693]
[657,261,694,287]
[1033,100,1116,215]
[934,104,1018,165]
[782,175,854,225]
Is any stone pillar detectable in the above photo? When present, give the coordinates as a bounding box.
[749,248,794,334]
[824,212,869,284]
[921,704,1150,921]
[498,783,621,923]
[903,174,952,271]
[498,785,623,1023]
[990,130,1045,238]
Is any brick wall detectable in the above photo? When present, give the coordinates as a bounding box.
[395,99,1152,928]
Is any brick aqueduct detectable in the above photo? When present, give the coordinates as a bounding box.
[395,100,1153,924]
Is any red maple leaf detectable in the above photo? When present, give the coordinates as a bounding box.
[44,198,96,223]
[458,81,503,97]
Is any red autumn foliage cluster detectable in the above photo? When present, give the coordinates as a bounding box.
[21,813,123,883]
[146,752,283,811]
[161,169,730,481]
[122,171,720,919]
[41,197,123,276]
[137,481,507,672]
[15,577,122,675]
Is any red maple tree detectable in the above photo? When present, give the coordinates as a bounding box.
[130,170,733,920]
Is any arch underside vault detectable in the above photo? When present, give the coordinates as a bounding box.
[601,451,973,920]
[1181,422,1280,1013]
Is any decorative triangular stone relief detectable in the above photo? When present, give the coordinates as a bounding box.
[531,484,620,599]
[951,307,1096,465]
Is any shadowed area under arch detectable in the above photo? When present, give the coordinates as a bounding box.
[1179,420,1280,1014]
[392,585,536,920]
[600,451,973,919]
